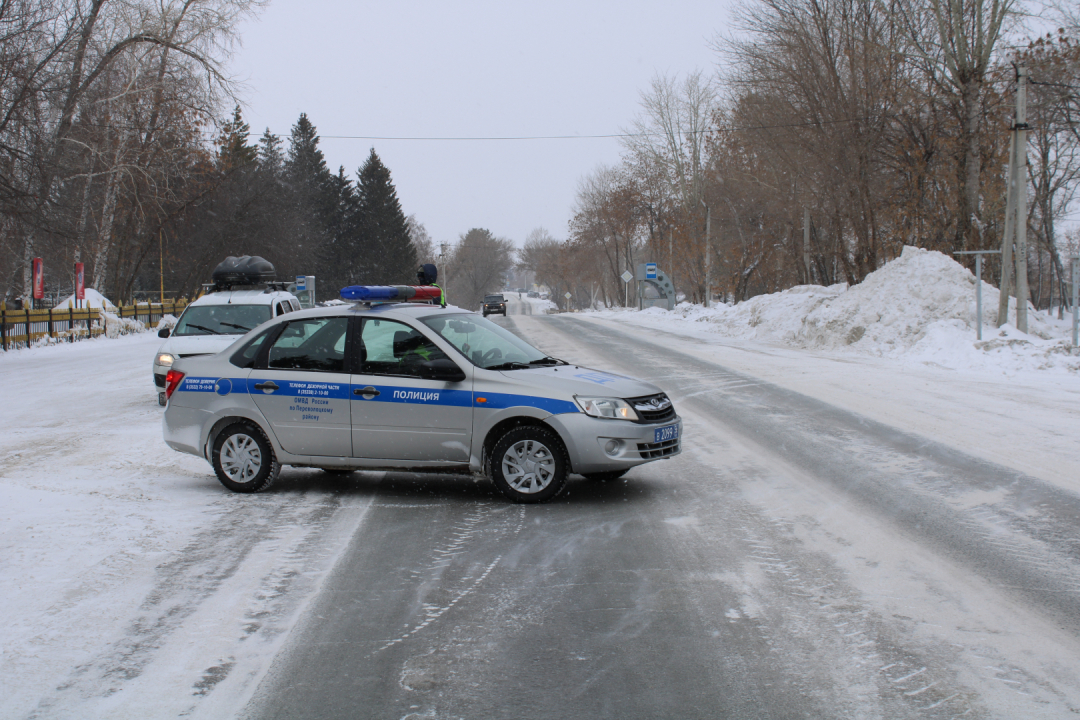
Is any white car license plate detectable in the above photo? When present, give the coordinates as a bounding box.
[654,424,679,443]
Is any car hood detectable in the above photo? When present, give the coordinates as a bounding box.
[500,365,661,399]
[157,333,245,359]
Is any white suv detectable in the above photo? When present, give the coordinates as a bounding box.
[153,287,299,405]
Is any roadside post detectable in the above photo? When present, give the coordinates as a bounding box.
[563,291,572,312]
[954,250,1001,340]
[621,270,633,307]
[1072,255,1078,348]
[32,257,44,311]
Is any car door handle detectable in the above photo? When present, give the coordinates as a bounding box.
[354,386,380,397]
[254,381,279,391]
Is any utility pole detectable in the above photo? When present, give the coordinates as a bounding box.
[1072,255,1078,347]
[439,242,449,298]
[159,228,164,304]
[803,207,811,284]
[998,63,1031,332]
[701,200,711,308]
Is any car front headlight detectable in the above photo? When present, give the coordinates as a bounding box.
[575,396,639,421]
[155,352,175,368]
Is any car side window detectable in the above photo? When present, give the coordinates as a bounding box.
[267,317,349,372]
[275,302,288,316]
[230,327,276,369]
[359,319,447,377]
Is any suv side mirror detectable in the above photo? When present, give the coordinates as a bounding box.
[419,358,465,383]
[158,327,171,338]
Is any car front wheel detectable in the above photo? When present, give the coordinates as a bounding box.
[490,426,568,503]
[212,422,280,493]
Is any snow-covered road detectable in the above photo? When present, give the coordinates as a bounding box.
[0,333,372,719]
[2,297,1079,718]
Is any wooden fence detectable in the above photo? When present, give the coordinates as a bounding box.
[0,299,189,351]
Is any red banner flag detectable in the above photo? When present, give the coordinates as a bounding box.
[75,262,85,301]
[32,257,44,299]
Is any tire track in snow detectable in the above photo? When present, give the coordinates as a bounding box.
[25,484,358,719]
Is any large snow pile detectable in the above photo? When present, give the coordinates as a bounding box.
[54,288,116,310]
[591,246,1080,375]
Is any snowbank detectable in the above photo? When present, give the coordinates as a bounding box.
[54,288,116,311]
[590,246,1080,375]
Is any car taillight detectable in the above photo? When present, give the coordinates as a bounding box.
[165,369,185,400]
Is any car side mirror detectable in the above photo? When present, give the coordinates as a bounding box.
[419,358,465,383]
[158,327,171,338]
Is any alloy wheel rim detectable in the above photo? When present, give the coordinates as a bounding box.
[221,434,262,483]
[501,439,555,493]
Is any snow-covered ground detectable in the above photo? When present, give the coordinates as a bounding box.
[537,250,1080,495]
[3,256,1078,717]
[588,246,1080,377]
[0,333,371,718]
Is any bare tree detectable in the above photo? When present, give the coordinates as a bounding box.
[445,228,514,309]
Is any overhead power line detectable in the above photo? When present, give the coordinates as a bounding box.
[317,116,896,142]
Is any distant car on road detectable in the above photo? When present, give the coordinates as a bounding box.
[482,294,507,317]
[527,291,539,298]
[161,297,682,503]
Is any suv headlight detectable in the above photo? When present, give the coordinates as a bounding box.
[575,396,639,421]
[155,353,175,368]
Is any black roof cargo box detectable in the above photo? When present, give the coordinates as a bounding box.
[211,256,276,287]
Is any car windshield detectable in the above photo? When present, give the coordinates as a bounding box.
[173,304,272,336]
[421,313,560,370]
[484,295,504,303]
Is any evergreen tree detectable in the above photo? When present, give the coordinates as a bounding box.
[321,165,365,289]
[284,113,337,280]
[355,148,416,284]
[216,106,257,171]
[257,128,284,176]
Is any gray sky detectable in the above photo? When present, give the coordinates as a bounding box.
[228,0,734,247]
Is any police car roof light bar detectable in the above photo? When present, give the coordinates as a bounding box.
[340,285,444,305]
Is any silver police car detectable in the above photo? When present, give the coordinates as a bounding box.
[162,301,681,503]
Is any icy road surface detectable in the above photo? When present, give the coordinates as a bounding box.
[2,295,1079,718]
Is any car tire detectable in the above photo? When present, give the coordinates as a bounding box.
[158,392,166,407]
[212,422,280,493]
[582,469,629,482]
[490,425,568,503]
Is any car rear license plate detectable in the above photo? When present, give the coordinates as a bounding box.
[654,424,678,443]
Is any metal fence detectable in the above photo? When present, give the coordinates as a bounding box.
[0,299,189,351]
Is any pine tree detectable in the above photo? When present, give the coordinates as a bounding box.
[283,113,338,282]
[321,165,364,288]
[355,148,416,284]
[285,113,332,199]
[216,106,257,171]
[257,128,284,176]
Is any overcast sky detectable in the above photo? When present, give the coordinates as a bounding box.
[228,1,735,247]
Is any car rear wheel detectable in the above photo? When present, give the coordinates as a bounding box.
[582,469,629,482]
[490,426,568,503]
[212,422,279,493]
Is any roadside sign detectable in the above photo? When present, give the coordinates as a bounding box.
[621,270,633,283]
[645,263,657,280]
[564,291,572,299]
[295,275,306,291]
[32,257,44,299]
[74,262,85,302]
